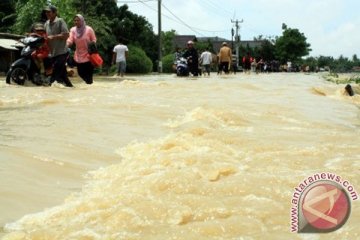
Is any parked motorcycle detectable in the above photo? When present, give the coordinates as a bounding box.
[176,57,189,77]
[6,35,49,86]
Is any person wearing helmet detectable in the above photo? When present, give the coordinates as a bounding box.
[29,23,50,76]
[183,40,199,76]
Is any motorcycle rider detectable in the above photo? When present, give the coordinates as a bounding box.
[183,40,199,76]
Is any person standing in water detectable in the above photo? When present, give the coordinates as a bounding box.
[67,14,97,84]
[183,40,199,76]
[43,5,73,87]
[112,40,128,77]
[218,42,232,74]
[199,47,212,76]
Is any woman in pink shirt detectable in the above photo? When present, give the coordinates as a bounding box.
[67,14,97,84]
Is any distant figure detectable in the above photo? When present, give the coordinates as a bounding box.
[112,40,128,77]
[199,48,212,76]
[251,58,257,72]
[242,52,253,74]
[287,61,292,72]
[183,40,199,76]
[173,47,182,72]
[345,84,354,96]
[218,42,232,74]
[256,58,264,74]
[174,47,182,63]
[67,14,97,84]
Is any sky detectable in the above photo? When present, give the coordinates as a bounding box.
[117,0,360,59]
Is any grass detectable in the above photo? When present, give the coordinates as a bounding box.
[323,72,360,84]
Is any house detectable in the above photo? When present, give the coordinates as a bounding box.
[0,33,24,74]
[172,35,196,50]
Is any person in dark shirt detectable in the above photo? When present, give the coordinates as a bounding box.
[183,40,199,76]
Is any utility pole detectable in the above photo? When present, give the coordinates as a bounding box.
[231,19,243,68]
[158,0,162,73]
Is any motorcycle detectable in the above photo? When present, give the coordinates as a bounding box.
[175,57,189,77]
[6,35,50,86]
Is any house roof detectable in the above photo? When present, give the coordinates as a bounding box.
[173,35,196,49]
[173,35,266,53]
[0,38,23,50]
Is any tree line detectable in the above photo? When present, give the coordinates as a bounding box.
[1,1,358,73]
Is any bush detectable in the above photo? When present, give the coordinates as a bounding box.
[127,45,153,74]
[162,54,176,73]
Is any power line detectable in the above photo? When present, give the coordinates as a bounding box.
[161,3,205,37]
[135,0,158,11]
[117,0,230,37]
[117,0,155,4]
[199,0,234,17]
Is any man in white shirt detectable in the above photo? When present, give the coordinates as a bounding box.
[199,48,212,76]
[112,41,129,77]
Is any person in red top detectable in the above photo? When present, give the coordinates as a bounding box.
[30,23,50,75]
[242,52,253,74]
[67,14,97,84]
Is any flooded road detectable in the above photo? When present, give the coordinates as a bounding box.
[0,73,359,239]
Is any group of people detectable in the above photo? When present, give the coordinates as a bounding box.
[175,41,238,77]
[176,41,288,76]
[31,5,128,87]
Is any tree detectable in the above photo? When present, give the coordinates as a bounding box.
[13,0,48,34]
[161,30,176,56]
[258,39,276,61]
[352,54,360,67]
[334,55,352,72]
[0,0,16,32]
[126,45,153,73]
[275,24,311,64]
[301,56,317,71]
[113,5,157,69]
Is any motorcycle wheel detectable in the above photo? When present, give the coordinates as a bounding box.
[6,67,28,85]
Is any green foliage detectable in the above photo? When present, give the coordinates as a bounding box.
[161,53,176,73]
[162,30,176,56]
[257,39,276,61]
[351,76,360,84]
[0,0,16,32]
[113,5,157,69]
[13,0,47,34]
[126,45,153,74]
[301,56,317,71]
[195,41,213,53]
[275,25,311,63]
[50,0,77,24]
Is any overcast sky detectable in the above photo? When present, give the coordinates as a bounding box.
[119,0,360,58]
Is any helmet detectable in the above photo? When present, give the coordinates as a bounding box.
[33,23,45,31]
[187,40,194,45]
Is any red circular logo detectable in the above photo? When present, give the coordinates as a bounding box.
[301,183,350,231]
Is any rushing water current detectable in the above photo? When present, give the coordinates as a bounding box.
[0,73,359,239]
